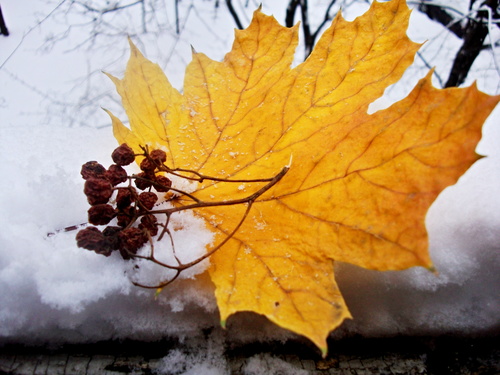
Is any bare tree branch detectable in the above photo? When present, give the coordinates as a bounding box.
[175,0,180,34]
[416,2,465,39]
[0,0,67,69]
[0,5,9,36]
[285,0,300,28]
[414,0,499,87]
[445,0,499,87]
[73,0,143,15]
[226,0,244,29]
[286,0,337,57]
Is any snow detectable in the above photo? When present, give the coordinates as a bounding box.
[0,0,499,373]
[243,354,309,375]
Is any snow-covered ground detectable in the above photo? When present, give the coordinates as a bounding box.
[0,1,499,373]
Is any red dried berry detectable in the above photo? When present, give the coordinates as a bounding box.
[150,149,167,164]
[116,188,135,209]
[102,226,122,250]
[76,227,112,256]
[134,172,153,190]
[106,164,128,186]
[84,177,113,205]
[111,143,135,166]
[117,206,136,228]
[139,215,158,236]
[76,226,103,249]
[103,226,122,237]
[81,161,107,180]
[118,227,147,258]
[154,175,172,192]
[138,192,158,210]
[140,157,156,173]
[88,204,116,225]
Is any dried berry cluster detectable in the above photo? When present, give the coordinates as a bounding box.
[76,143,172,259]
[74,142,289,290]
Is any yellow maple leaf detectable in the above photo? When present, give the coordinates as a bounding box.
[104,0,499,355]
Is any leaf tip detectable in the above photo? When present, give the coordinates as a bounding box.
[220,320,227,329]
[101,107,119,122]
[427,265,438,275]
[475,152,486,161]
[127,36,147,61]
[155,288,163,299]
[103,70,119,85]
[320,347,328,358]
[127,36,137,50]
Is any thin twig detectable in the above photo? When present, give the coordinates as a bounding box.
[151,166,289,215]
[0,0,68,70]
[132,199,254,289]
